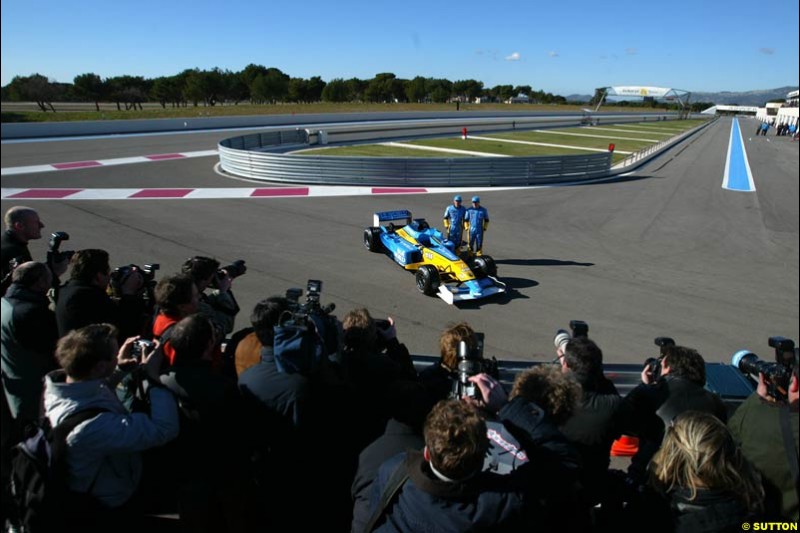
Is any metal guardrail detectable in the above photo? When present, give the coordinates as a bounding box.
[218,114,701,186]
[613,116,719,169]
[412,355,755,410]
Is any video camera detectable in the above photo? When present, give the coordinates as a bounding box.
[274,280,339,374]
[732,336,797,401]
[285,279,336,321]
[47,231,75,265]
[553,320,589,355]
[643,337,676,382]
[210,259,247,289]
[450,332,498,400]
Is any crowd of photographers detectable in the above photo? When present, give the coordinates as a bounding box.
[1,205,798,532]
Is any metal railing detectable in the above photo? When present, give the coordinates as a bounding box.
[613,117,718,169]
[218,114,704,186]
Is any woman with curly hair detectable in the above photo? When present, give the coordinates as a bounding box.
[649,410,765,532]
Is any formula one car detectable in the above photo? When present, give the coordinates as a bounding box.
[364,210,506,304]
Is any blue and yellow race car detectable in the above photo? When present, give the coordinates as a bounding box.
[363,210,506,304]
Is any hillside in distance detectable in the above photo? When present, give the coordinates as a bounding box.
[565,86,797,106]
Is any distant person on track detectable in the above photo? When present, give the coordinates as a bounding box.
[759,122,770,136]
[464,196,489,256]
[442,195,467,249]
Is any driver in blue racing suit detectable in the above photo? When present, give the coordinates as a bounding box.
[442,195,467,247]
[464,196,489,256]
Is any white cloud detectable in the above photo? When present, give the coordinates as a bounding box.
[505,52,521,61]
[547,51,559,58]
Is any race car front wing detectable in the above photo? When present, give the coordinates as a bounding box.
[436,276,507,305]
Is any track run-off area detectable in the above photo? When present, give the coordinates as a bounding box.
[1,116,797,364]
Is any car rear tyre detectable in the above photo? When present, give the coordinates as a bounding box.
[472,255,497,277]
[364,227,383,253]
[415,265,441,296]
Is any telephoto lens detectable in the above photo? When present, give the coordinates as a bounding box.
[554,329,571,353]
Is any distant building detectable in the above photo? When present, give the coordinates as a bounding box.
[473,96,490,104]
[701,105,759,116]
[755,89,799,126]
[505,93,530,104]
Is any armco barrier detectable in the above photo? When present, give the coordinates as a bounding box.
[610,116,718,172]
[218,113,693,186]
[0,110,679,140]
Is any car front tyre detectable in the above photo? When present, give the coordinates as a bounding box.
[415,265,441,296]
[364,227,383,253]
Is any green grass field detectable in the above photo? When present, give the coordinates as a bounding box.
[294,144,469,158]
[297,119,708,163]
[487,130,656,152]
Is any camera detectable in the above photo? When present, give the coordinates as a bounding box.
[643,337,675,381]
[553,320,589,355]
[279,280,339,362]
[570,320,588,338]
[109,263,160,299]
[47,231,75,265]
[211,260,247,289]
[131,339,155,361]
[732,336,797,401]
[285,280,335,319]
[450,332,497,400]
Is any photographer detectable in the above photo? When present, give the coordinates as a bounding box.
[42,324,178,531]
[181,256,241,338]
[618,345,727,485]
[1,207,68,296]
[341,308,417,448]
[158,314,248,532]
[420,322,494,404]
[368,367,583,532]
[56,249,147,340]
[728,364,799,521]
[151,274,200,366]
[1,262,60,521]
[556,337,623,508]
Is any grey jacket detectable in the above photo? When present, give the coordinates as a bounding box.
[43,370,179,508]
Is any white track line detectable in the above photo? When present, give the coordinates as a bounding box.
[582,126,672,135]
[0,149,219,176]
[381,142,511,157]
[531,130,661,142]
[469,136,631,154]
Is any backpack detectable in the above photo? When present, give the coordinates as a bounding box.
[8,408,108,532]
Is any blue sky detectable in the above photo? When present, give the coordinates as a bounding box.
[2,0,798,96]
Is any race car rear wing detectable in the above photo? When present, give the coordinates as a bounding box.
[374,210,413,228]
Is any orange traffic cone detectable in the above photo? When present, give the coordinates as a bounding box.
[611,435,639,457]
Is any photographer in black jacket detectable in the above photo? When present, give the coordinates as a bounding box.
[1,207,68,295]
[181,256,241,338]
[55,249,146,340]
[557,337,622,507]
[618,345,727,485]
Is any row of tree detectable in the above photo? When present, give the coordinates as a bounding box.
[1,65,573,112]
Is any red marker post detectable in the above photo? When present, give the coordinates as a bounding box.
[462,127,468,140]
[608,143,615,152]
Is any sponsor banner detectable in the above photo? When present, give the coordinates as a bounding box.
[608,86,673,98]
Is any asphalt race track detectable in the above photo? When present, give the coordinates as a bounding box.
[2,116,798,365]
